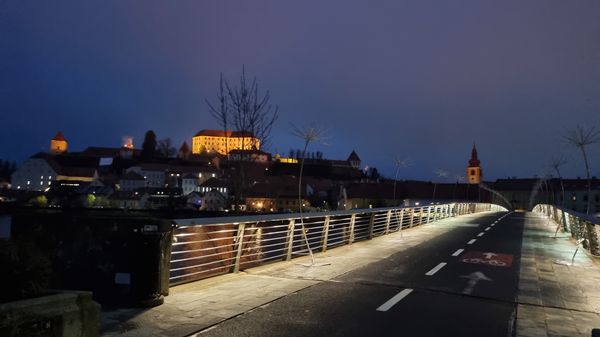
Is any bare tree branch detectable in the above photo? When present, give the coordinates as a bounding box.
[564,125,600,215]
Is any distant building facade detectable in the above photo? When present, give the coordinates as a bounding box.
[11,153,98,191]
[192,130,259,155]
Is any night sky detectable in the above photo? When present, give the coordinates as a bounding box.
[1,1,600,181]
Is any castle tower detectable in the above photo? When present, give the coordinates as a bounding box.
[50,132,68,154]
[466,144,482,184]
[347,150,361,169]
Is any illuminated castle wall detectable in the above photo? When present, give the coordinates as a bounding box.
[192,130,259,155]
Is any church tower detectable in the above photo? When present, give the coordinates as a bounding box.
[466,144,482,184]
[50,131,68,154]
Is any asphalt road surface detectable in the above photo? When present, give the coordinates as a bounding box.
[195,211,524,337]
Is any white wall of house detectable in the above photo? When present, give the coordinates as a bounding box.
[11,158,57,191]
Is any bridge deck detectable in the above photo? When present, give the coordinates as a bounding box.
[101,212,600,337]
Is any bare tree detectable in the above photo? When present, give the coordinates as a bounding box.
[291,124,327,266]
[157,138,177,158]
[206,73,230,156]
[226,66,278,150]
[550,156,568,207]
[564,126,600,215]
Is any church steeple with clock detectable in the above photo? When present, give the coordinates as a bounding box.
[467,144,482,184]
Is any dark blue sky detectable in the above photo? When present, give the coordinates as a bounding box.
[1,1,600,181]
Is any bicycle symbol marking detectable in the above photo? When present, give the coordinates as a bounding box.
[460,258,507,266]
[459,251,513,268]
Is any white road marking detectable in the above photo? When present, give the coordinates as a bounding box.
[490,224,495,227]
[452,249,464,256]
[477,232,485,237]
[460,271,492,294]
[484,227,491,231]
[376,288,413,312]
[467,239,476,245]
[425,262,447,276]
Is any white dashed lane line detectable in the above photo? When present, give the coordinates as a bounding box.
[467,239,477,245]
[425,262,447,276]
[477,232,485,237]
[451,249,464,257]
[376,288,414,312]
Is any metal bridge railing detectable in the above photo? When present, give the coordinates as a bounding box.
[170,202,507,285]
[533,204,600,256]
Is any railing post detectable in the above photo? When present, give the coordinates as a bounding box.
[593,223,600,256]
[409,209,415,227]
[320,216,331,252]
[425,206,432,223]
[584,220,599,255]
[419,208,425,226]
[348,214,356,244]
[561,210,568,232]
[232,223,246,273]
[398,209,405,230]
[284,219,295,261]
[368,213,375,239]
[384,210,392,235]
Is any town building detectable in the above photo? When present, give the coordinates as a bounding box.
[11,153,99,191]
[200,189,227,211]
[119,171,146,191]
[467,145,482,184]
[191,130,259,155]
[229,149,271,163]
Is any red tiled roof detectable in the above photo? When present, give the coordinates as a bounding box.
[52,131,67,141]
[193,129,255,138]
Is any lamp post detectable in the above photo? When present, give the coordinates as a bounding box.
[432,169,449,203]
[393,158,411,206]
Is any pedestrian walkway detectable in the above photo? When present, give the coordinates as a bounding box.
[516,212,600,337]
[101,213,478,337]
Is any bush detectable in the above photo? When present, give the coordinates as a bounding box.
[0,239,51,303]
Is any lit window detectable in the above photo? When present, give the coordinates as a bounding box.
[27,181,30,185]
[40,181,43,185]
[212,173,216,178]
[40,175,44,179]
